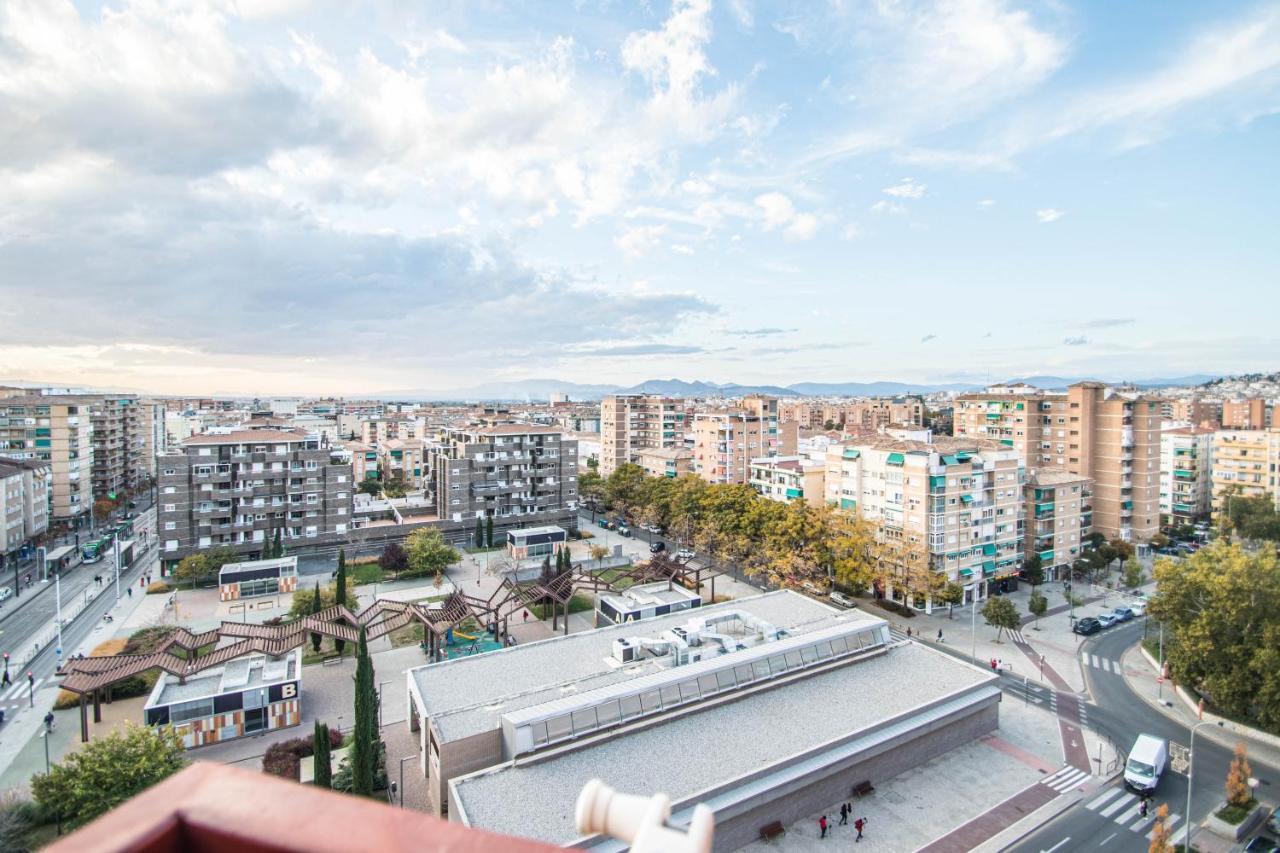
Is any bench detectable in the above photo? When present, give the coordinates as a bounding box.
[759,821,785,842]
[852,780,875,798]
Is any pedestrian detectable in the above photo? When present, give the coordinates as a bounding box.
[1139,799,1148,818]
[990,657,998,671]
[127,587,132,598]
[854,816,865,841]
[819,815,827,839]
[43,711,54,732]
[523,610,529,622]
[906,626,912,639]
[937,629,943,643]
[839,803,848,825]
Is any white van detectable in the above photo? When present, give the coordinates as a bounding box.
[0,586,11,603]
[1124,734,1168,793]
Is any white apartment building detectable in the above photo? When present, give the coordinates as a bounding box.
[1160,426,1215,526]
[748,456,824,507]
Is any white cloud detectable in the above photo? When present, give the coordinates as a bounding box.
[681,178,715,196]
[728,0,754,30]
[978,199,996,208]
[671,243,696,255]
[870,200,906,215]
[882,177,926,199]
[841,223,861,240]
[616,223,668,257]
[753,192,820,240]
[1036,208,1064,223]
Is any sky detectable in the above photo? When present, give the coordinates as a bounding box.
[1,0,1278,396]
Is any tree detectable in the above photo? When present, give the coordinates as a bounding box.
[935,582,964,619]
[474,516,484,548]
[589,544,610,564]
[92,498,114,523]
[1122,556,1146,590]
[1225,741,1253,809]
[172,545,238,588]
[334,549,348,657]
[1148,803,1174,853]
[381,473,409,499]
[1021,553,1044,589]
[379,542,408,578]
[313,721,332,789]
[357,480,381,497]
[981,596,1021,642]
[288,582,356,620]
[1028,590,1048,630]
[309,580,323,654]
[31,723,186,830]
[273,526,284,558]
[403,528,459,584]
[1150,533,1171,550]
[485,515,494,548]
[350,627,377,796]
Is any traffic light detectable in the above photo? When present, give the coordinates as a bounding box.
[27,671,33,684]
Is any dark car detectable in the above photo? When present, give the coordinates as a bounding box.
[649,541,665,554]
[1073,617,1102,635]
[1244,836,1278,853]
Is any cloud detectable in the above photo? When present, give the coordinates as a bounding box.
[753,192,820,240]
[570,343,704,356]
[871,200,906,215]
[1063,336,1089,346]
[921,334,938,343]
[882,178,926,199]
[730,327,796,337]
[1084,317,1136,329]
[978,199,996,209]
[615,224,668,257]
[1036,208,1064,223]
[727,0,754,29]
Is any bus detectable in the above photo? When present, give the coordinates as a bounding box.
[82,541,103,563]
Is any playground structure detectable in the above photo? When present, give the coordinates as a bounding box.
[54,552,726,742]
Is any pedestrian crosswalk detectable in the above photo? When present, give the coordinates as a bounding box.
[0,676,40,703]
[1080,652,1123,673]
[1040,766,1090,793]
[1084,786,1181,839]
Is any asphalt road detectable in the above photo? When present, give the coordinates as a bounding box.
[1008,620,1279,853]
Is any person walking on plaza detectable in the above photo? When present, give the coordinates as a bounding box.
[819,815,828,839]
[839,803,848,825]
[854,816,866,841]
[937,629,943,643]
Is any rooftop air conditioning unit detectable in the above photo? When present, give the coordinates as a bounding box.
[612,638,637,664]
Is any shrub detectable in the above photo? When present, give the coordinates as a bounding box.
[873,599,917,618]
[262,727,345,781]
[145,580,173,595]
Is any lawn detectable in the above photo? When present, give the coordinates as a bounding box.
[592,565,635,589]
[530,593,594,620]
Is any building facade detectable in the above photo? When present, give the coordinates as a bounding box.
[691,396,798,485]
[825,434,1024,608]
[1210,429,1271,510]
[429,424,578,530]
[0,395,94,524]
[0,459,50,562]
[748,456,825,507]
[1159,426,1215,527]
[634,446,693,479]
[1024,469,1090,581]
[1221,398,1269,430]
[87,396,163,499]
[156,428,353,568]
[218,556,299,601]
[599,395,685,476]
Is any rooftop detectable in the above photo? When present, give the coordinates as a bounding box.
[1027,467,1089,486]
[842,434,1005,455]
[634,446,692,460]
[149,650,300,707]
[452,640,995,845]
[180,429,313,446]
[597,581,700,613]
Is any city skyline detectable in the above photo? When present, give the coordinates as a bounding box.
[2,0,1278,395]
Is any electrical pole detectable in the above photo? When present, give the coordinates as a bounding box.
[55,570,63,665]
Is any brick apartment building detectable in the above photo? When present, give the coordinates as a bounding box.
[691,396,798,484]
[0,395,94,524]
[599,395,685,476]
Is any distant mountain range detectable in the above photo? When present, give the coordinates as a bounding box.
[381,373,1229,401]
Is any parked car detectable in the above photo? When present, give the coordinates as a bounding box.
[649,541,665,554]
[1112,607,1134,622]
[616,524,631,537]
[1128,600,1147,617]
[1244,837,1278,853]
[1073,617,1102,635]
[1096,613,1118,629]
[829,591,856,609]
[676,548,695,560]
[1266,808,1280,836]
[0,587,11,603]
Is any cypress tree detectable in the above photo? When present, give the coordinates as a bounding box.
[273,527,283,558]
[485,515,493,548]
[313,721,332,789]
[351,627,376,796]
[474,516,484,548]
[310,580,323,654]
[334,549,348,656]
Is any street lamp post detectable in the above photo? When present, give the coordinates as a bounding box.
[1186,720,1224,851]
[378,680,391,731]
[399,754,415,808]
[970,587,978,662]
[113,538,121,603]
[54,570,63,665]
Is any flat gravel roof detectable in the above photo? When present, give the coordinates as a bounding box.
[452,641,995,845]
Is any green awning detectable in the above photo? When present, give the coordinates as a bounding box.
[886,452,905,465]
[982,561,996,575]
[842,448,861,459]
[982,543,996,556]
[1000,439,1014,446]
[955,451,974,461]
[958,568,973,577]
[1038,549,1054,561]
[941,454,960,466]
[840,498,857,511]
[960,494,974,504]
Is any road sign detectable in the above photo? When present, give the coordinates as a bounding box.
[1169,741,1190,775]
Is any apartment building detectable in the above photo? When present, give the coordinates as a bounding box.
[749,456,824,507]
[691,396,798,484]
[339,440,380,484]
[156,428,353,569]
[954,382,1161,542]
[85,396,163,498]
[0,459,50,562]
[1221,398,1269,430]
[1160,426,1215,526]
[379,438,425,490]
[1024,469,1090,581]
[0,395,94,524]
[599,395,685,476]
[841,398,925,431]
[429,424,578,531]
[779,401,816,429]
[1211,429,1272,511]
[360,417,424,445]
[635,446,693,479]
[824,434,1024,609]
[1167,398,1220,428]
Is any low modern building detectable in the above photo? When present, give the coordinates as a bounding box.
[439,596,998,849]
[634,446,693,479]
[748,455,824,507]
[144,649,302,749]
[595,581,701,626]
[218,556,299,602]
[1024,469,1091,581]
[1160,426,1215,527]
[506,525,568,561]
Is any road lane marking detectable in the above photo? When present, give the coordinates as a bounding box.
[1100,793,1136,817]
[1098,832,1116,846]
[1145,813,1181,840]
[1041,838,1071,853]
[1113,801,1143,825]
[1086,788,1125,811]
[1091,654,1100,667]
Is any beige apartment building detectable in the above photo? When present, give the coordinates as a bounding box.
[360,416,424,445]
[634,446,693,479]
[691,396,797,484]
[599,395,685,476]
[779,401,816,429]
[954,382,1161,542]
[825,433,1024,609]
[1024,469,1090,580]
[85,396,163,499]
[0,395,94,524]
[0,459,50,560]
[1211,429,1273,511]
[379,438,426,490]
[1167,398,1220,428]
[1160,426,1215,526]
[1221,398,1269,430]
[749,456,824,507]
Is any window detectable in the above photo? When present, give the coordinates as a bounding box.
[164,521,176,531]
[163,468,176,476]
[163,486,176,494]
[163,503,176,512]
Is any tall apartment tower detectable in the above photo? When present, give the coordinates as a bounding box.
[691,396,798,484]
[1221,398,1269,430]
[428,424,578,531]
[156,427,353,570]
[0,395,94,524]
[599,395,685,476]
[954,381,1161,542]
[0,459,50,561]
[1160,426,1215,526]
